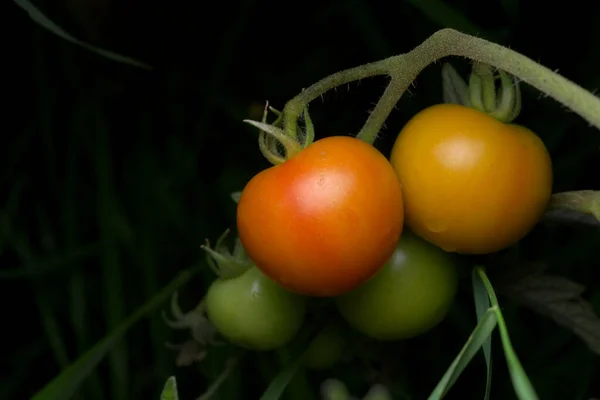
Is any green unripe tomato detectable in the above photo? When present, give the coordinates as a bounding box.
[205,266,307,350]
[335,231,459,340]
[302,323,346,370]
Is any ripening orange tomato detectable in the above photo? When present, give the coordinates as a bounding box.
[237,136,404,297]
[389,103,552,255]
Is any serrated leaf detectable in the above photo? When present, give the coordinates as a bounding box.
[160,377,179,400]
[12,0,152,70]
[500,274,600,355]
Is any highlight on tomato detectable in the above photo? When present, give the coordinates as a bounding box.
[389,103,553,255]
[335,230,459,341]
[202,231,307,351]
[237,135,404,297]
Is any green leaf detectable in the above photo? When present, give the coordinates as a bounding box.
[472,269,493,399]
[441,63,470,106]
[428,308,498,399]
[11,0,152,70]
[548,190,600,222]
[31,268,197,400]
[160,377,179,400]
[231,191,242,204]
[476,268,539,400]
[499,273,600,355]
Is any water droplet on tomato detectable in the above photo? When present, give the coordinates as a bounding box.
[425,218,447,233]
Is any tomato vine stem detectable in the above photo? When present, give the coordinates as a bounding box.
[281,28,600,146]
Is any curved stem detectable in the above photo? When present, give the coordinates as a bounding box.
[356,77,406,144]
[283,59,393,139]
[281,28,600,145]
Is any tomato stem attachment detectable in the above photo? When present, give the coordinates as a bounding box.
[245,120,303,162]
[244,101,316,165]
[201,229,253,280]
[277,28,600,147]
[468,62,522,123]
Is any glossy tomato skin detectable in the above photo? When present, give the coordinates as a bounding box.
[237,136,404,297]
[335,231,459,341]
[205,267,307,351]
[302,323,346,370]
[390,104,553,254]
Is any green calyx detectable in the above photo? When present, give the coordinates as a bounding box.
[201,229,253,280]
[468,62,522,123]
[442,62,470,107]
[243,102,315,166]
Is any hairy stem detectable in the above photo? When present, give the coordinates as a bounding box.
[282,28,600,146]
[357,77,406,144]
[283,60,393,139]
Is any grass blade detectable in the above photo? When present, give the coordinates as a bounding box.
[11,0,152,70]
[428,308,498,400]
[472,268,493,399]
[31,267,197,400]
[476,268,539,400]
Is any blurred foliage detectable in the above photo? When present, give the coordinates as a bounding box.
[3,0,600,399]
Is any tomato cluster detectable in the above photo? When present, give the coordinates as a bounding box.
[191,97,552,366]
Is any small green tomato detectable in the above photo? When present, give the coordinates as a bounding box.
[335,231,459,340]
[205,266,307,351]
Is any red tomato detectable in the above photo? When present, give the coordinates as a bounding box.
[237,136,404,297]
[390,104,553,254]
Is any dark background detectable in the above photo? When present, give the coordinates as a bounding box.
[3,0,600,399]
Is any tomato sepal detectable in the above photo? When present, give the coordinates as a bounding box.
[201,228,253,280]
[468,62,522,123]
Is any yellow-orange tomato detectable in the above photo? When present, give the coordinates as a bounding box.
[237,136,404,297]
[390,104,552,255]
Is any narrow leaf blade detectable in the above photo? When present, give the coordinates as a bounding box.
[428,309,498,399]
[477,268,539,400]
[31,269,195,400]
[472,269,493,399]
[496,323,539,400]
[442,63,470,106]
[12,0,152,70]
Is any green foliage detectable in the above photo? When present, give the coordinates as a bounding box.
[5,1,600,400]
